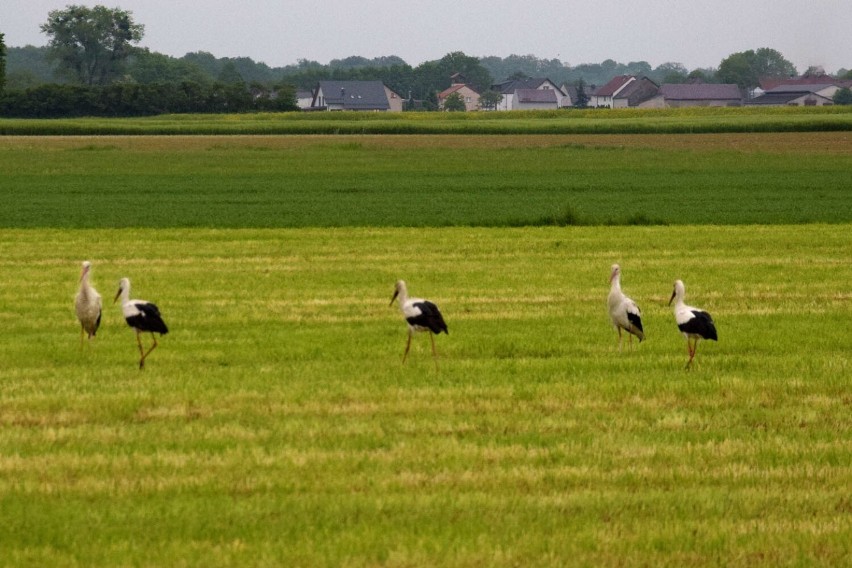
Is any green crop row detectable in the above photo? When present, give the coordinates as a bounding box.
[1,105,852,135]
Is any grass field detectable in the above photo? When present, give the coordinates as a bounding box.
[1,132,851,228]
[1,225,850,566]
[1,119,851,565]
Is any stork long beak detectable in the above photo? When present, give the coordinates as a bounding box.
[668,290,676,306]
[389,290,399,307]
[113,288,122,304]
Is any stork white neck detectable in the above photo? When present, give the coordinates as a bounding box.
[609,264,622,293]
[393,280,409,307]
[78,262,95,297]
[670,279,686,309]
[116,278,132,305]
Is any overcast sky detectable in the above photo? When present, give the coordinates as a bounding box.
[3,0,850,73]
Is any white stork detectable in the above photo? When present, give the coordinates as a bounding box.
[669,279,717,369]
[390,280,448,365]
[607,263,645,350]
[74,260,102,346]
[114,277,169,369]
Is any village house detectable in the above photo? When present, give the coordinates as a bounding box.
[640,83,743,108]
[612,77,660,108]
[311,80,403,111]
[490,78,566,110]
[438,74,481,111]
[560,83,579,107]
[748,84,840,106]
[296,89,314,110]
[588,75,635,108]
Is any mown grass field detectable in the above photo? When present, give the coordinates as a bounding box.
[1,225,850,566]
[1,132,851,228]
[1,119,851,566]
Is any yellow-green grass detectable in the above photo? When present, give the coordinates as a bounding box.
[1,225,850,566]
[2,133,851,228]
[1,105,852,136]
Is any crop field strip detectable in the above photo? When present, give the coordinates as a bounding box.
[1,105,852,136]
[1,225,850,566]
[1,132,851,228]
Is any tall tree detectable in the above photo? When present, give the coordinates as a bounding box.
[442,92,466,111]
[573,79,589,108]
[479,90,503,111]
[41,5,144,85]
[717,48,796,90]
[0,32,6,93]
[833,87,852,105]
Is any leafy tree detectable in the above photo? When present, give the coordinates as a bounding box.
[687,69,714,83]
[839,69,852,80]
[654,62,688,84]
[751,47,797,78]
[434,52,492,93]
[716,52,758,89]
[573,79,589,108]
[41,5,144,85]
[5,45,62,86]
[127,49,209,84]
[833,87,852,105]
[717,48,796,90]
[217,60,244,84]
[443,92,466,111]
[0,32,6,93]
[479,89,503,110]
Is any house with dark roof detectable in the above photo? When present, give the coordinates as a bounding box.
[747,84,839,106]
[612,77,660,108]
[296,89,314,110]
[491,78,566,110]
[311,81,403,111]
[514,88,560,110]
[560,83,579,107]
[588,75,635,108]
[640,83,743,108]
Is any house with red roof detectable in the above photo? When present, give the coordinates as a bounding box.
[438,80,481,111]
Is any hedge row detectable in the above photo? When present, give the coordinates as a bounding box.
[0,82,298,118]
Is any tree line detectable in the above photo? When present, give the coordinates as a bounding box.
[1,5,850,117]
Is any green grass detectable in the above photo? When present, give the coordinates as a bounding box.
[1,225,850,566]
[2,106,852,135]
[1,134,850,228]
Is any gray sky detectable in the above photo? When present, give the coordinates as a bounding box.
[2,0,850,73]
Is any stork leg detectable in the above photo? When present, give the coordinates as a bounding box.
[402,332,412,364]
[628,332,634,351]
[685,338,697,370]
[139,333,159,370]
[136,331,145,359]
[80,326,85,349]
[617,327,623,352]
